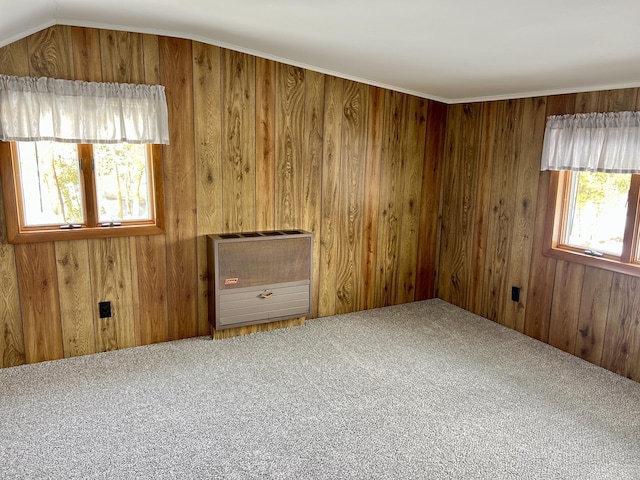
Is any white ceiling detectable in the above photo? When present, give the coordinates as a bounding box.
[2,0,640,104]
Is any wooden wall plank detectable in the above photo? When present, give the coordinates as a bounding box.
[55,241,96,358]
[480,99,524,325]
[601,274,640,381]
[193,42,222,335]
[129,238,142,346]
[132,32,169,342]
[548,260,585,353]
[88,238,135,352]
[397,96,427,304]
[468,101,497,313]
[574,91,599,113]
[542,93,576,123]
[142,34,160,85]
[0,37,30,76]
[99,30,143,83]
[575,267,612,364]
[336,80,368,313]
[27,25,74,79]
[318,76,343,317]
[302,70,325,318]
[256,57,276,231]
[0,239,24,367]
[438,103,483,309]
[160,36,198,340]
[360,87,385,310]
[221,49,256,232]
[16,243,64,363]
[100,30,144,83]
[375,91,409,307]
[134,234,168,344]
[522,167,556,343]
[70,27,101,82]
[437,103,462,306]
[523,94,576,342]
[275,64,305,228]
[598,88,638,112]
[415,100,446,301]
[503,96,546,332]
[99,28,143,85]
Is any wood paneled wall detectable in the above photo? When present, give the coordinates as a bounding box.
[439,88,640,381]
[0,25,446,368]
[5,25,636,382]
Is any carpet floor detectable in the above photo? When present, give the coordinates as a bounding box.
[1,299,639,479]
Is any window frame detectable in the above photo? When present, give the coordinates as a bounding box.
[0,141,164,243]
[543,170,640,277]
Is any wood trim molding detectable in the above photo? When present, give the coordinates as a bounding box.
[0,142,21,242]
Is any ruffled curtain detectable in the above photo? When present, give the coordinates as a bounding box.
[0,74,169,144]
[540,111,640,173]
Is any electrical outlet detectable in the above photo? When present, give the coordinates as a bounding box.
[511,286,521,303]
[98,301,112,318]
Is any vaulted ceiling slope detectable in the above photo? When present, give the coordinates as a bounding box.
[2,0,640,104]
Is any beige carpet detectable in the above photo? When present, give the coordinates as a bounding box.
[1,299,639,479]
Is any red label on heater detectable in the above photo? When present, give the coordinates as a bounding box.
[225,278,238,285]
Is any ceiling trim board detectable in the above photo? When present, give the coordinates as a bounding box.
[450,80,640,105]
[0,20,57,50]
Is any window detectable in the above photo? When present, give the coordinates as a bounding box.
[542,111,640,276]
[1,141,164,243]
[0,74,169,243]
[545,170,640,274]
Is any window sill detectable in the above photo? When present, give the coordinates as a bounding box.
[6,224,164,244]
[543,246,640,278]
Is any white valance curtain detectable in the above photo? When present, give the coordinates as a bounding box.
[540,111,640,173]
[0,74,169,144]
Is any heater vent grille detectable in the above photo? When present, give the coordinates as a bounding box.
[207,230,313,330]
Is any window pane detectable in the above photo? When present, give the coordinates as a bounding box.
[565,171,630,256]
[93,144,151,223]
[16,142,84,226]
